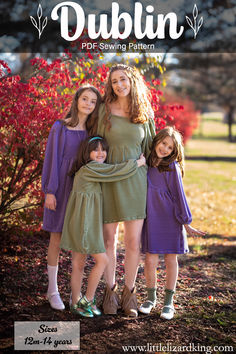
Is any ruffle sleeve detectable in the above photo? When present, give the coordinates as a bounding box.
[141,117,156,158]
[166,162,192,225]
[81,160,138,182]
[41,121,66,195]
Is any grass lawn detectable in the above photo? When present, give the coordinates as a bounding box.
[185,160,236,237]
[186,113,236,157]
[192,112,236,140]
[184,113,236,237]
[185,139,236,157]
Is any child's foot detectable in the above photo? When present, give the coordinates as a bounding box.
[70,299,93,318]
[69,292,82,307]
[139,300,156,314]
[91,298,102,316]
[160,305,175,320]
[47,292,65,311]
[77,296,95,317]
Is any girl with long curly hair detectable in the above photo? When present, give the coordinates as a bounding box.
[97,64,156,317]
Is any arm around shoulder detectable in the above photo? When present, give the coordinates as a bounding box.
[82,160,139,182]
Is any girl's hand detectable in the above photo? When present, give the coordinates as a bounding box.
[184,224,206,237]
[137,153,146,167]
[45,193,57,211]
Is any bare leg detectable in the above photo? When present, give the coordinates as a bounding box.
[103,223,119,288]
[164,254,178,290]
[47,232,61,266]
[123,219,144,290]
[144,252,159,288]
[71,252,87,305]
[85,253,108,301]
[102,223,120,314]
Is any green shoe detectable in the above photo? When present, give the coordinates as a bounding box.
[78,296,94,317]
[91,298,102,316]
[70,300,93,318]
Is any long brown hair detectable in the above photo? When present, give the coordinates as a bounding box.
[148,127,185,177]
[63,85,101,135]
[69,136,109,176]
[103,64,153,129]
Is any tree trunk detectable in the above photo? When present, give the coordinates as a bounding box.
[227,107,234,142]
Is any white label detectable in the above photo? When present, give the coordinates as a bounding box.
[14,321,80,350]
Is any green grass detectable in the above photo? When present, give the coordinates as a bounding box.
[192,112,236,140]
[185,139,236,157]
[184,160,236,236]
[185,160,236,192]
[186,113,236,156]
[183,115,236,236]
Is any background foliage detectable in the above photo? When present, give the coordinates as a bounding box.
[0,51,200,231]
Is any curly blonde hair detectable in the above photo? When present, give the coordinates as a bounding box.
[103,64,153,129]
[148,126,185,177]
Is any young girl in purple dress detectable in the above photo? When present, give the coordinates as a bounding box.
[42,85,101,310]
[139,127,205,320]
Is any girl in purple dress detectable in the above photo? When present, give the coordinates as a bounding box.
[42,85,101,310]
[139,127,205,319]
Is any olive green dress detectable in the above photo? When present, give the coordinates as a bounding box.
[97,103,156,223]
[60,160,138,254]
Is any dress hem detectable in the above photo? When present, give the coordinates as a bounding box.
[141,249,189,255]
[60,246,106,254]
[104,215,146,224]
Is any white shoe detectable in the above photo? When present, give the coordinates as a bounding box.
[47,292,65,310]
[139,300,156,314]
[160,305,175,320]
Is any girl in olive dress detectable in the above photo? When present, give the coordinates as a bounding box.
[97,64,156,317]
[60,136,146,317]
[42,85,101,310]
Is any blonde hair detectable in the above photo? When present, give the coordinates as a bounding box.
[148,126,185,177]
[103,64,153,129]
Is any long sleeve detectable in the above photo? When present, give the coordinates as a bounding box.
[81,160,138,182]
[141,117,156,158]
[97,104,106,137]
[166,162,192,225]
[41,121,65,195]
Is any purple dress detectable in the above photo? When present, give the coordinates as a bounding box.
[142,161,192,254]
[41,121,87,233]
